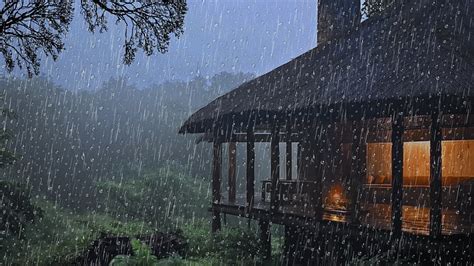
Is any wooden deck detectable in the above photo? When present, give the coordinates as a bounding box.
[216,194,473,236]
[360,203,473,235]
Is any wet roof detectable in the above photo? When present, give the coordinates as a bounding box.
[180,0,474,134]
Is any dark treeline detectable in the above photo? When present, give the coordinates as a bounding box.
[0,72,253,209]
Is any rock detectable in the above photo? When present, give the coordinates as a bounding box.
[73,231,187,265]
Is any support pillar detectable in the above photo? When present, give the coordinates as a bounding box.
[228,142,237,203]
[391,113,404,237]
[270,127,280,212]
[284,225,297,264]
[246,128,255,209]
[307,126,323,220]
[430,111,443,239]
[349,122,365,224]
[212,141,222,233]
[286,123,292,180]
[259,219,271,261]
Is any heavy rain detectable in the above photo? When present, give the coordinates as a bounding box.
[0,0,473,265]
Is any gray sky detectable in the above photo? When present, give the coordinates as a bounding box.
[21,0,318,90]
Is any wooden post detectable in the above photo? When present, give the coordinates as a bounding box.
[228,142,237,203]
[391,113,404,237]
[212,141,222,233]
[430,111,443,239]
[284,225,295,264]
[309,126,323,221]
[270,126,280,212]
[259,219,272,261]
[246,127,255,209]
[286,123,292,180]
[297,142,302,178]
[349,121,365,224]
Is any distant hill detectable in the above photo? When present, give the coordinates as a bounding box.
[0,72,253,208]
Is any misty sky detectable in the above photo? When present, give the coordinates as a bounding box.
[30,0,317,90]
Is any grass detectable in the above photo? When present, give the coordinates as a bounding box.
[1,200,283,265]
[0,166,284,265]
[1,200,154,265]
[179,219,283,265]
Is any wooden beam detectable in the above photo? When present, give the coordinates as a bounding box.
[212,141,222,233]
[246,128,255,209]
[228,142,237,203]
[348,122,365,224]
[367,128,474,143]
[430,111,443,239]
[286,123,292,180]
[391,113,404,237]
[270,127,280,212]
[259,219,272,261]
[199,132,302,143]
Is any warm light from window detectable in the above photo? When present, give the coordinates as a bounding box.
[366,140,474,186]
[325,184,348,210]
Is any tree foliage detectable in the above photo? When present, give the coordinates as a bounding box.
[95,167,209,226]
[0,94,16,168]
[0,72,252,206]
[0,1,73,76]
[0,181,43,237]
[0,0,187,77]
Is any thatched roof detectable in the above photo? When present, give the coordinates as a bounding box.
[180,0,474,134]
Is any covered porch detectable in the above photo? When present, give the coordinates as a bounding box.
[208,111,474,244]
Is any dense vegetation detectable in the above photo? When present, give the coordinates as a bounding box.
[0,72,252,207]
[0,73,286,265]
[1,180,279,265]
[0,181,43,238]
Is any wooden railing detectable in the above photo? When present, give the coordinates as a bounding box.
[261,180,320,208]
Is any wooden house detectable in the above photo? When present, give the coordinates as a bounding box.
[180,0,473,262]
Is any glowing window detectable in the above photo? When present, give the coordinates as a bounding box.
[366,140,474,186]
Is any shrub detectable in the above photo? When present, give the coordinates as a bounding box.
[0,200,154,265]
[0,181,43,238]
[110,239,160,266]
[182,220,262,264]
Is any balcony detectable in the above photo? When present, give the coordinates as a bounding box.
[214,179,473,236]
